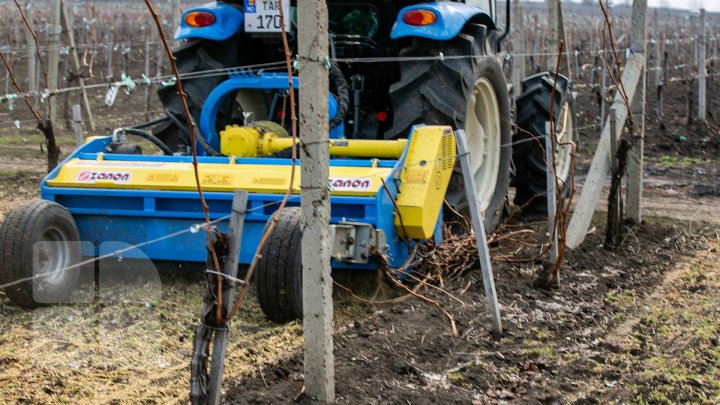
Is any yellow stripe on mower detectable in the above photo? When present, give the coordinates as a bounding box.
[46,158,393,197]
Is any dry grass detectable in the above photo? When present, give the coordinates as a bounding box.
[0,275,308,403]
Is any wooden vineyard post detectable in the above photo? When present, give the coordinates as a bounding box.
[60,0,96,131]
[455,130,503,335]
[25,17,37,98]
[72,104,83,146]
[547,0,571,78]
[207,190,248,405]
[2,48,9,96]
[600,60,607,125]
[548,0,558,73]
[172,0,182,33]
[574,50,581,81]
[556,2,571,79]
[606,107,622,246]
[144,28,152,121]
[698,9,706,122]
[531,14,539,73]
[511,0,525,105]
[106,33,114,81]
[655,40,664,118]
[298,1,335,402]
[48,0,62,124]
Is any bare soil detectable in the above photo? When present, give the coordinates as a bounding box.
[229,218,719,404]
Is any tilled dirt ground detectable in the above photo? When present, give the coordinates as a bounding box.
[230,219,719,404]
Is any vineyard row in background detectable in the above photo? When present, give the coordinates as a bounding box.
[0,1,717,136]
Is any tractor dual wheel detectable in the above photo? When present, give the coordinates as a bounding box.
[0,200,82,307]
[388,23,512,233]
[255,207,304,323]
[512,72,578,213]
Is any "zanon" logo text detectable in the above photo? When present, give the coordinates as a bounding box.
[76,170,132,184]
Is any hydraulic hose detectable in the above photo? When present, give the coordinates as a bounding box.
[165,108,224,157]
[113,128,174,156]
[498,0,511,45]
[130,116,171,130]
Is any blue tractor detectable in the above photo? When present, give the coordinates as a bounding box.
[155,0,577,226]
[0,0,577,322]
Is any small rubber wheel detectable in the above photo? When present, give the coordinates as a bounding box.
[0,200,81,307]
[512,72,579,213]
[255,207,303,323]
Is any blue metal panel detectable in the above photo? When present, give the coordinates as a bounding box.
[374,129,412,270]
[198,73,344,153]
[41,184,382,269]
[39,129,445,273]
[390,2,490,41]
[174,3,244,41]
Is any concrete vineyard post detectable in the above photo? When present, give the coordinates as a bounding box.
[298,1,335,402]
[567,0,647,248]
[626,0,648,224]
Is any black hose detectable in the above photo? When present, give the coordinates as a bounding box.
[165,108,224,157]
[129,116,171,130]
[164,108,194,148]
[329,62,350,129]
[498,0,511,45]
[195,134,225,157]
[117,128,175,156]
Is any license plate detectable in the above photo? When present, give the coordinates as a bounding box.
[244,0,291,33]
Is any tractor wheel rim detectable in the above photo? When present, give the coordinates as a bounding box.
[35,226,71,285]
[466,77,501,212]
[554,102,574,187]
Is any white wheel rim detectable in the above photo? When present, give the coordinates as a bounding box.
[554,103,574,187]
[465,77,501,211]
[34,226,71,286]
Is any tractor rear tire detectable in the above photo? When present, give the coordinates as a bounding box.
[512,72,578,213]
[154,38,243,152]
[0,200,82,307]
[255,207,304,323]
[388,24,512,233]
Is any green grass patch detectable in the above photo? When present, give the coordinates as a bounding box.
[447,372,464,383]
[520,339,558,360]
[656,155,678,166]
[535,328,552,339]
[606,290,636,307]
[653,155,706,168]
